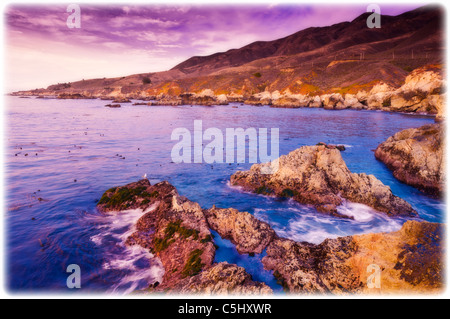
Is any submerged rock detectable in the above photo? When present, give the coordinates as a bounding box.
[263,220,444,294]
[230,144,417,217]
[375,123,444,197]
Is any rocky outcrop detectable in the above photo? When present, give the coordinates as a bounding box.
[97,179,443,295]
[97,179,269,294]
[375,123,444,197]
[98,180,215,290]
[230,144,417,217]
[263,220,444,294]
[204,206,276,255]
[366,82,395,109]
[168,262,272,295]
[322,93,347,110]
[389,65,445,114]
[180,89,228,106]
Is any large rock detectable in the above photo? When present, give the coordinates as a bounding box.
[322,93,346,110]
[344,94,366,109]
[375,123,444,196]
[367,82,395,109]
[388,66,445,114]
[98,180,215,290]
[204,206,276,254]
[262,220,444,294]
[169,262,272,295]
[230,144,417,217]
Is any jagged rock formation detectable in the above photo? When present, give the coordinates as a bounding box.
[263,220,444,294]
[204,206,276,254]
[375,123,444,196]
[230,144,417,217]
[97,180,443,295]
[96,179,270,294]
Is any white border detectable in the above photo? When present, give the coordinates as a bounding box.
[0,0,448,300]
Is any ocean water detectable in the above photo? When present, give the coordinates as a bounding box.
[5,96,443,293]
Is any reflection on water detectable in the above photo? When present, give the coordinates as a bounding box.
[5,96,443,292]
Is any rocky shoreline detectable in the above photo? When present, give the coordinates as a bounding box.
[97,177,444,295]
[375,123,444,197]
[11,65,445,120]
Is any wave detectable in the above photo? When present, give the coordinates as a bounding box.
[253,200,405,245]
[89,204,164,294]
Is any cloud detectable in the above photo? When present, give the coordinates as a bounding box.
[4,3,422,91]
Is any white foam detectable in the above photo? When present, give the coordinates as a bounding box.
[90,203,164,294]
[336,201,376,222]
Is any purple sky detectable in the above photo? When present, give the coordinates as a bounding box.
[5,3,424,92]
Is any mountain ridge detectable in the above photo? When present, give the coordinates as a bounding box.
[13,5,444,101]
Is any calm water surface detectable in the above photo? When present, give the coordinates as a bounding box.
[5,96,443,293]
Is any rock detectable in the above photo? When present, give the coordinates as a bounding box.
[356,90,369,104]
[245,91,272,106]
[375,123,444,196]
[271,91,311,108]
[262,236,359,293]
[168,262,273,295]
[344,94,365,109]
[105,104,121,108]
[367,82,395,109]
[98,180,215,290]
[322,93,346,110]
[386,66,445,113]
[434,93,446,122]
[112,97,131,103]
[97,180,270,294]
[309,95,322,108]
[204,206,276,254]
[227,93,244,103]
[57,93,95,99]
[262,220,444,294]
[96,179,153,212]
[178,90,229,106]
[230,145,417,217]
[399,65,444,94]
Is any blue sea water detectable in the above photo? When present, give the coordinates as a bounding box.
[5,96,444,293]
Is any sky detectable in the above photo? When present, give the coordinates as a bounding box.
[4,3,424,92]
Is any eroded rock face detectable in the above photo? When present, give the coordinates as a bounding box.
[230,144,417,217]
[375,123,444,197]
[262,220,444,294]
[169,262,273,295]
[204,206,276,254]
[389,66,445,113]
[262,236,361,293]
